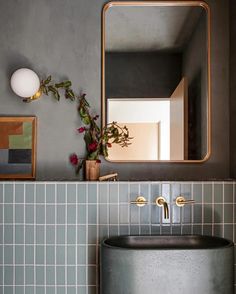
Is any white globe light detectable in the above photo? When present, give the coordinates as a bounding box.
[10,68,40,98]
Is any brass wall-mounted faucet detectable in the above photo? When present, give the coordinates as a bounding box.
[155,197,169,219]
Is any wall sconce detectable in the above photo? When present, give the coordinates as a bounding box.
[10,68,42,102]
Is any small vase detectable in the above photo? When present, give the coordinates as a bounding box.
[85,160,100,181]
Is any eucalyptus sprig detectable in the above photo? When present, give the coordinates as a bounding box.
[40,75,76,101]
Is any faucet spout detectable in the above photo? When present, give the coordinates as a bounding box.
[155,197,169,219]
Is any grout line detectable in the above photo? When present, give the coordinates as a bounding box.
[107,184,110,238]
[212,182,215,236]
[44,184,46,294]
[138,183,141,235]
[170,184,172,235]
[223,182,225,237]
[86,183,88,294]
[65,184,68,294]
[191,182,194,234]
[13,183,15,294]
[34,184,36,294]
[233,183,235,243]
[96,182,99,294]
[75,184,78,294]
[128,183,131,235]
[149,183,151,235]
[201,183,204,235]
[55,183,57,294]
[180,184,183,235]
[23,183,26,294]
[117,183,120,236]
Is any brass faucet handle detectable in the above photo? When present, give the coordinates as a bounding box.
[175,196,195,207]
[130,196,148,207]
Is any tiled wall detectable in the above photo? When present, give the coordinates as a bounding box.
[0,181,235,294]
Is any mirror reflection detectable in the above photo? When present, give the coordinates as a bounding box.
[103,2,210,161]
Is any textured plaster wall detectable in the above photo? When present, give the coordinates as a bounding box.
[0,0,230,180]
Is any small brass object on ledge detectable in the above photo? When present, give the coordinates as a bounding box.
[175,196,195,207]
[130,196,148,207]
[99,173,118,181]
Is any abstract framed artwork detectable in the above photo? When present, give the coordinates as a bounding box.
[0,116,37,179]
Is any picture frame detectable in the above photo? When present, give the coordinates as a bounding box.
[0,116,37,179]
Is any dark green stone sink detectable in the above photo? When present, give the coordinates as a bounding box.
[101,235,234,294]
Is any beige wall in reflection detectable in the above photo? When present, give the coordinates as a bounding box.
[108,123,160,160]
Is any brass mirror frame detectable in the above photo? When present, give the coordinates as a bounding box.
[102,1,211,163]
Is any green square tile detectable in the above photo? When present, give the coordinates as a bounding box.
[67,287,76,294]
[4,204,13,223]
[140,205,150,225]
[78,205,86,224]
[56,267,65,285]
[192,183,202,203]
[25,225,34,244]
[46,246,55,264]
[57,287,66,294]
[56,246,65,264]
[56,184,66,203]
[77,183,86,203]
[193,204,202,223]
[67,266,76,285]
[130,205,139,224]
[99,204,108,224]
[4,245,13,264]
[56,225,65,244]
[77,245,86,264]
[46,205,55,224]
[36,184,45,203]
[203,183,212,203]
[193,224,202,235]
[36,225,44,244]
[77,225,86,244]
[119,204,129,224]
[109,205,118,224]
[36,205,45,224]
[25,266,34,284]
[88,225,97,244]
[203,225,212,235]
[67,205,76,224]
[46,226,55,244]
[25,286,34,294]
[46,266,55,285]
[99,225,108,242]
[67,184,77,203]
[4,184,13,203]
[162,183,171,203]
[88,184,97,203]
[25,184,35,203]
[15,266,24,285]
[171,225,181,234]
[88,245,96,265]
[36,286,44,294]
[4,225,13,244]
[204,204,212,223]
[109,183,118,203]
[99,183,108,203]
[119,225,129,235]
[46,184,55,203]
[15,245,24,264]
[140,225,150,235]
[77,266,86,284]
[57,205,66,224]
[25,245,34,264]
[4,266,13,285]
[36,246,44,264]
[15,225,24,244]
[224,224,233,240]
[171,183,181,202]
[46,287,55,294]
[15,184,24,203]
[119,183,129,203]
[88,204,97,224]
[214,183,223,203]
[36,266,45,284]
[4,286,13,294]
[130,225,139,235]
[214,204,223,223]
[15,286,24,294]
[67,226,76,244]
[183,205,192,223]
[25,205,34,223]
[224,183,233,203]
[67,246,76,265]
[224,204,233,223]
[77,286,86,294]
[214,224,223,237]
[0,183,3,203]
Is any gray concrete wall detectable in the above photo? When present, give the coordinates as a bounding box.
[0,0,230,180]
[106,52,182,98]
